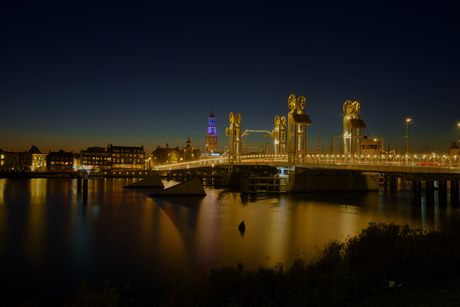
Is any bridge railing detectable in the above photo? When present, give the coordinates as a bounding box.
[152,153,460,171]
[305,154,460,168]
[153,156,230,171]
[237,153,460,168]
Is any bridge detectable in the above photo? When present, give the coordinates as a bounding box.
[153,94,460,205]
[154,153,460,174]
[154,152,460,204]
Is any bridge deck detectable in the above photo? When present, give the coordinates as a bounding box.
[154,154,460,179]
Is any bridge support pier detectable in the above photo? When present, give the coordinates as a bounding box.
[77,176,82,194]
[438,181,448,205]
[384,174,398,192]
[82,176,88,202]
[390,175,398,191]
[411,181,422,205]
[451,180,459,206]
[425,181,435,206]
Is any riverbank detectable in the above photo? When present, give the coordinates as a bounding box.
[7,222,460,306]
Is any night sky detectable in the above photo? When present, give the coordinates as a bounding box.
[1,1,459,155]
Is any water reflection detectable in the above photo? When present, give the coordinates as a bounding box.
[25,179,48,268]
[0,177,460,300]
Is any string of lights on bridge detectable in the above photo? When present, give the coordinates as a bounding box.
[154,153,460,171]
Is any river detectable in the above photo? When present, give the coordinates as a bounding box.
[0,178,459,301]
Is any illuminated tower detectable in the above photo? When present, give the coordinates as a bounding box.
[205,108,218,153]
[287,94,312,163]
[272,115,287,155]
[342,100,366,155]
[225,112,242,163]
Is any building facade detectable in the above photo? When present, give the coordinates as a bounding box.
[47,150,75,171]
[151,143,182,165]
[152,138,200,165]
[20,145,47,171]
[80,146,112,171]
[450,142,460,156]
[108,144,145,171]
[183,136,201,162]
[0,151,20,171]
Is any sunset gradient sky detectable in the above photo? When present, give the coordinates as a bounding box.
[1,1,459,155]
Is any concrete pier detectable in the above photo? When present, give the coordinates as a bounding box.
[452,180,459,206]
[384,174,398,192]
[438,181,448,205]
[425,181,435,205]
[288,168,379,193]
[411,181,422,205]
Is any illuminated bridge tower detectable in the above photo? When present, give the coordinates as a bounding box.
[287,94,312,164]
[225,112,242,164]
[342,100,366,155]
[272,115,287,155]
[205,108,218,153]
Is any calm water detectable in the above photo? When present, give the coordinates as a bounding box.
[1,178,460,300]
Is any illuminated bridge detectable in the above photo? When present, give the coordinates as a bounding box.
[153,95,460,205]
[155,153,460,174]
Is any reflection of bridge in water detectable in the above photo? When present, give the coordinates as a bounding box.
[154,94,460,205]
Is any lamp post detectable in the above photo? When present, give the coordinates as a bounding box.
[457,122,460,142]
[405,117,412,155]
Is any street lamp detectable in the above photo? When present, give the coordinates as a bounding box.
[458,122,460,142]
[405,117,412,155]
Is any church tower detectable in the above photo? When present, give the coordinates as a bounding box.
[205,108,218,153]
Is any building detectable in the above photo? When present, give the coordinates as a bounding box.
[450,142,460,156]
[205,108,218,153]
[108,144,146,171]
[183,136,201,162]
[20,145,47,171]
[360,137,382,156]
[151,143,182,165]
[80,146,112,171]
[0,150,20,171]
[151,138,200,165]
[47,150,75,171]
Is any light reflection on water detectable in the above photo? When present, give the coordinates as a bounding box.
[0,178,460,299]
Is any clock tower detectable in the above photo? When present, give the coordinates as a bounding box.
[205,108,218,153]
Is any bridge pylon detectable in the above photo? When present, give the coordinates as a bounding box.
[287,94,312,164]
[225,112,242,170]
[272,115,287,155]
[342,100,366,155]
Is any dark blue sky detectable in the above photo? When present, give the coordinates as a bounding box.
[1,1,459,154]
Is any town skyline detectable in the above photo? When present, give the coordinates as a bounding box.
[1,2,459,155]
[1,105,459,157]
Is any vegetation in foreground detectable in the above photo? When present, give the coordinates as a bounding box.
[9,222,460,306]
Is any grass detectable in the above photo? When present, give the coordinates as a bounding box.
[7,222,460,306]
